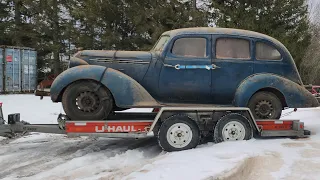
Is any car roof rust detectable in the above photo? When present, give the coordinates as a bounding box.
[162,27,286,49]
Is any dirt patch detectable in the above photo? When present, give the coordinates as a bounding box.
[291,137,311,141]
[138,169,149,173]
[282,142,306,148]
[300,149,320,158]
[283,160,320,180]
[307,142,320,149]
[210,152,283,180]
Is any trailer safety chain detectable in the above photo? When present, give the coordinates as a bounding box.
[57,113,68,130]
[280,108,297,118]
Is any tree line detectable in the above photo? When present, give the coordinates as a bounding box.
[0,0,319,84]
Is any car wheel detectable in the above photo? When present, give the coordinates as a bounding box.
[248,91,282,119]
[158,115,200,152]
[213,113,252,143]
[62,80,113,120]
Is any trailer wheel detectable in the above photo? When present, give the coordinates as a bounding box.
[158,115,200,152]
[62,80,113,120]
[214,113,252,143]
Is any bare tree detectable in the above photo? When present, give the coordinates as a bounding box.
[300,1,320,84]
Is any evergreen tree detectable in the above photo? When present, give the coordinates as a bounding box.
[210,0,311,69]
[30,0,70,75]
[67,0,209,51]
[0,0,38,47]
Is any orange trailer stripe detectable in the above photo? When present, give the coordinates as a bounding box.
[256,121,293,130]
[66,121,153,133]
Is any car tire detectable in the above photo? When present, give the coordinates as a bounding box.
[158,115,200,152]
[62,80,113,120]
[213,113,252,143]
[247,91,282,119]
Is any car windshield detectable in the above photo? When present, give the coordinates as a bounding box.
[151,35,170,51]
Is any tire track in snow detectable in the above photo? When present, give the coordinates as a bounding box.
[0,134,161,180]
[210,151,284,180]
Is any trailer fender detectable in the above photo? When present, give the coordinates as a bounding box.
[233,73,319,108]
[100,68,159,107]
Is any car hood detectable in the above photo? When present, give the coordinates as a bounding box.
[70,50,152,67]
[68,50,153,83]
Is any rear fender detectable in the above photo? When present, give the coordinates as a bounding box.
[100,68,159,107]
[233,74,319,108]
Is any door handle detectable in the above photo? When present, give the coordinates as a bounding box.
[211,64,221,69]
[173,64,221,70]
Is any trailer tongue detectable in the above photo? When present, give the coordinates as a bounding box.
[0,103,310,152]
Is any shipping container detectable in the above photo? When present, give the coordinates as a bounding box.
[0,48,3,93]
[0,46,37,93]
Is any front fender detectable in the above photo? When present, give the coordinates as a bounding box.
[101,68,159,107]
[233,74,319,108]
[50,65,107,102]
[51,65,160,108]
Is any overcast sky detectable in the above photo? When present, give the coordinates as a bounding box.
[308,0,320,22]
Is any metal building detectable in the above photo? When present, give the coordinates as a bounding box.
[0,46,37,93]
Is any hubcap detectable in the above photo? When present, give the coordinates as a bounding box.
[76,91,100,112]
[255,100,273,118]
[222,121,246,141]
[166,123,193,148]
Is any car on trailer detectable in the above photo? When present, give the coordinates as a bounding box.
[49,27,319,121]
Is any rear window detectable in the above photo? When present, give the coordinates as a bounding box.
[216,38,250,59]
[171,37,207,58]
[256,42,281,60]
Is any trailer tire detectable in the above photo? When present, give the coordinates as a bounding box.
[158,115,200,152]
[214,113,252,143]
[62,80,113,120]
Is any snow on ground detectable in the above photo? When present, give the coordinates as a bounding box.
[1,94,320,179]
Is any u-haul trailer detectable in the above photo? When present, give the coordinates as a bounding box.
[0,103,310,152]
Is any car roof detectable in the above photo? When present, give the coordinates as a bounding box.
[161,27,286,48]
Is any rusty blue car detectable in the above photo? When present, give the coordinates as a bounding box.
[50,27,319,120]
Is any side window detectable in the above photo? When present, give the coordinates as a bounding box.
[256,42,281,60]
[216,38,250,59]
[171,37,206,58]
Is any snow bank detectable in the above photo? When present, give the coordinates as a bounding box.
[1,95,62,124]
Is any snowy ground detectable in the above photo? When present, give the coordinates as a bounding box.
[1,94,320,180]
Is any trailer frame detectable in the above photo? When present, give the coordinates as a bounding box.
[0,103,310,151]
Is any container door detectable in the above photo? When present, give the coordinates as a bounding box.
[0,48,3,93]
[22,50,28,91]
[5,48,21,92]
[29,50,37,91]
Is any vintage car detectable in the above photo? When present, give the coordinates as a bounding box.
[50,27,319,120]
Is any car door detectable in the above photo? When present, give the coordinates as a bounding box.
[158,34,212,103]
[211,35,254,104]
